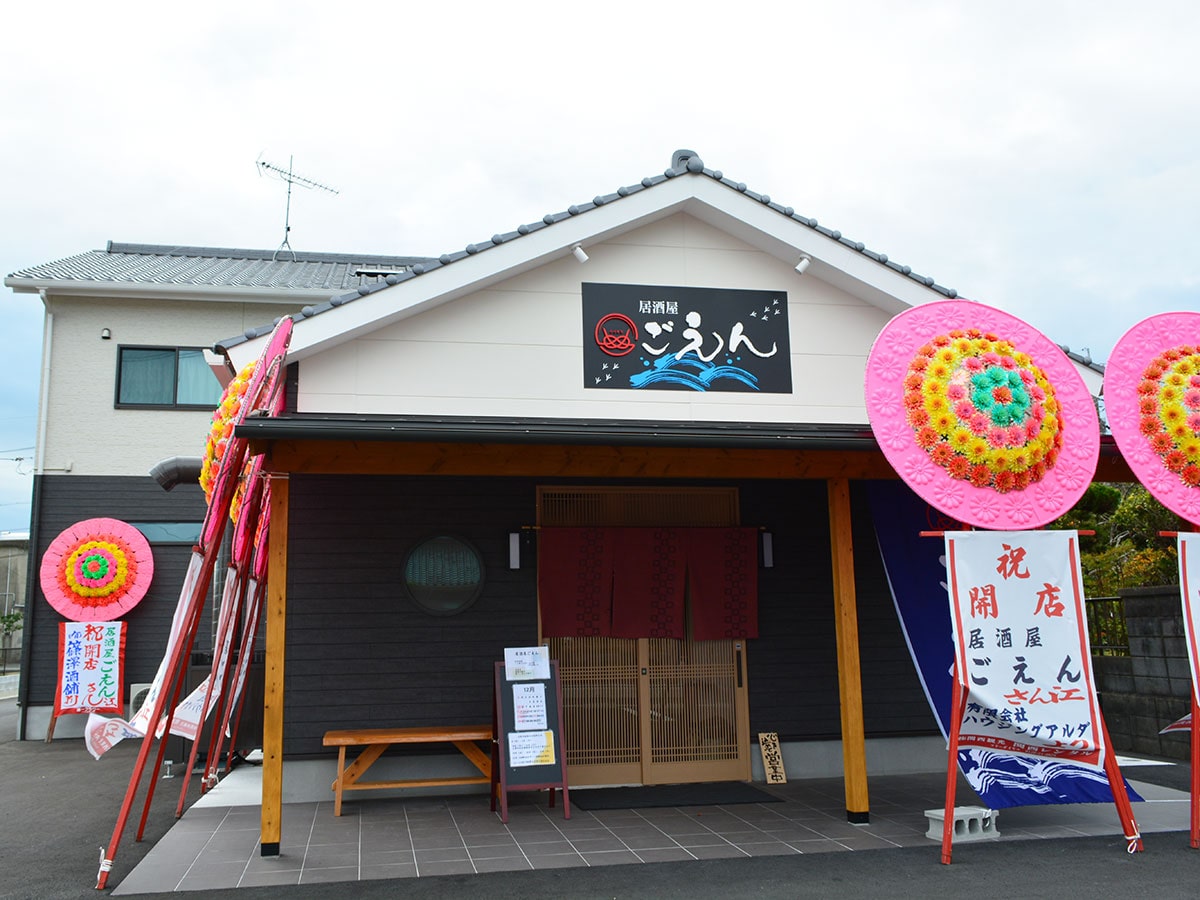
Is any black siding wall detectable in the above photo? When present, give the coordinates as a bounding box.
[24,474,212,709]
[284,476,538,755]
[742,480,936,740]
[284,475,935,758]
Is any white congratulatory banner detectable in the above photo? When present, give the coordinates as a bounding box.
[1178,533,1200,694]
[946,530,1104,766]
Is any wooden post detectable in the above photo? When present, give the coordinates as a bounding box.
[260,475,289,857]
[827,478,869,823]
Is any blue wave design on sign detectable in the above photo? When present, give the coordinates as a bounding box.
[629,354,760,391]
[959,748,1136,808]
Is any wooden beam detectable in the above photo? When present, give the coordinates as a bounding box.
[252,439,902,481]
[260,475,289,856]
[827,477,870,822]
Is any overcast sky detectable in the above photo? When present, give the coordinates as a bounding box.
[2,1,1199,533]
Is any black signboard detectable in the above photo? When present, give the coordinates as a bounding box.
[491,659,570,823]
[582,282,792,393]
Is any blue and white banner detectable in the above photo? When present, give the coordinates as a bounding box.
[1178,533,1200,692]
[868,480,1141,808]
[946,529,1103,762]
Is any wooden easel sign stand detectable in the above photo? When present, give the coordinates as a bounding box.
[491,650,570,823]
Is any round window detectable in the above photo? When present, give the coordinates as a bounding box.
[403,535,485,616]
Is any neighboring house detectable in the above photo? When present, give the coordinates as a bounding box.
[3,244,433,739]
[0,532,28,616]
[0,532,28,679]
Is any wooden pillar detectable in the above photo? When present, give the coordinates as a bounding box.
[827,477,870,823]
[261,475,289,856]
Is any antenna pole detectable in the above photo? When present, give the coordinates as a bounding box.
[280,155,295,261]
[256,154,339,261]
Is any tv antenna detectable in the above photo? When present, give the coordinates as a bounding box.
[256,154,339,261]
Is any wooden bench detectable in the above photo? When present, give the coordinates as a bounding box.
[322,725,494,816]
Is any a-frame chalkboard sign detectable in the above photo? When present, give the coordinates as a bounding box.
[491,649,570,823]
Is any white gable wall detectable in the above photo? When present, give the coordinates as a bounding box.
[298,213,894,426]
[40,295,296,476]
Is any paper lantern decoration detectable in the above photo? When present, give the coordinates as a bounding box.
[865,300,1099,529]
[40,518,154,620]
[1103,312,1200,525]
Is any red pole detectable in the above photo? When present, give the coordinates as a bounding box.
[100,450,241,885]
[97,320,291,889]
[96,544,223,888]
[136,616,204,839]
[940,665,968,865]
[200,567,253,789]
[1191,693,1200,849]
[135,538,226,840]
[220,582,264,776]
[205,476,266,787]
[175,570,242,815]
[1099,715,1143,853]
[200,641,239,793]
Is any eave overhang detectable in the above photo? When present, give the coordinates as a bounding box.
[234,415,1133,484]
[235,415,881,451]
[3,277,330,304]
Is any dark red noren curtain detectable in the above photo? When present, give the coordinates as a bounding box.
[610,528,686,639]
[687,527,759,640]
[537,527,613,637]
[538,526,758,640]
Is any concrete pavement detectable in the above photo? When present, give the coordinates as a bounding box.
[4,696,1200,899]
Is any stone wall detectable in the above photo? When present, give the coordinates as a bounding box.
[1093,586,1193,761]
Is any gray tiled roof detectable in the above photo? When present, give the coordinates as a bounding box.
[222,149,959,349]
[8,151,959,349]
[1060,346,1104,374]
[6,241,436,292]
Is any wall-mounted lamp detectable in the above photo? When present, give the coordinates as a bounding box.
[100,328,112,340]
[794,256,811,275]
[761,531,774,569]
[572,244,589,264]
[509,532,522,569]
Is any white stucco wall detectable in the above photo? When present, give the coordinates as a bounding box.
[297,213,895,425]
[39,295,296,476]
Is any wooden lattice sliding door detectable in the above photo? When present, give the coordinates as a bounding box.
[545,635,642,785]
[538,487,752,786]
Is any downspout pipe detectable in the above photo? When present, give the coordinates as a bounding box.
[18,292,53,739]
[149,457,203,492]
[34,293,51,475]
[16,477,40,740]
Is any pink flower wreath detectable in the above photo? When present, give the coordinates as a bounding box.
[1105,313,1200,525]
[866,300,1098,529]
[39,518,154,620]
[200,360,256,521]
[902,329,1063,494]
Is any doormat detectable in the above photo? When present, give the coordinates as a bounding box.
[571,782,781,810]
